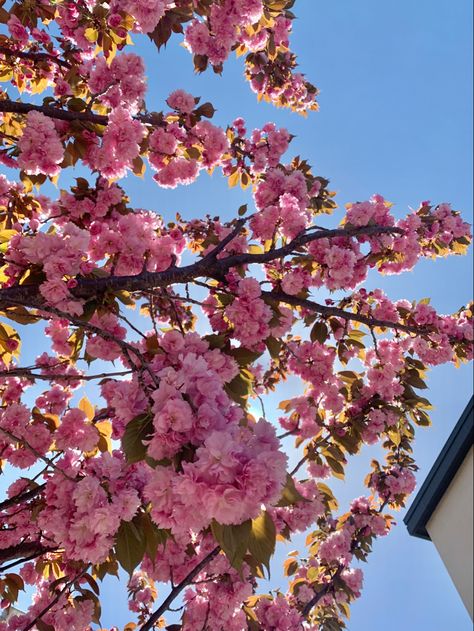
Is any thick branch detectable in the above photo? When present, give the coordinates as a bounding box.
[139,547,220,631]
[0,97,163,126]
[0,483,45,513]
[0,46,71,69]
[0,98,109,125]
[0,368,132,381]
[0,541,52,567]
[0,225,403,307]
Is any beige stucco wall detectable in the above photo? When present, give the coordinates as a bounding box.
[427,446,473,619]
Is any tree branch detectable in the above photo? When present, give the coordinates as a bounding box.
[22,567,89,631]
[139,547,220,631]
[0,46,71,69]
[0,483,45,513]
[0,98,109,125]
[301,566,344,617]
[262,290,423,335]
[0,541,53,568]
[0,97,165,126]
[0,368,133,382]
[0,225,403,307]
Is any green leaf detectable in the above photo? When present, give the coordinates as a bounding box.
[277,474,307,507]
[326,456,345,479]
[310,322,328,344]
[122,413,153,464]
[405,370,428,390]
[134,512,170,561]
[211,519,252,571]
[266,336,282,359]
[225,372,253,406]
[204,333,228,349]
[248,511,276,576]
[0,306,40,325]
[229,347,262,366]
[115,520,146,577]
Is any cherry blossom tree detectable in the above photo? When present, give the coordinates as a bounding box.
[0,1,472,630]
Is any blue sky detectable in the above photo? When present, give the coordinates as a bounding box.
[1,0,473,629]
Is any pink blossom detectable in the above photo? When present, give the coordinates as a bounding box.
[167,89,196,114]
[18,111,64,177]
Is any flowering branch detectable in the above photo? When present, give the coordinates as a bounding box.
[22,567,89,631]
[0,97,165,126]
[0,483,45,513]
[0,224,403,307]
[0,368,133,381]
[261,290,424,335]
[0,541,53,568]
[139,547,221,631]
[0,46,71,69]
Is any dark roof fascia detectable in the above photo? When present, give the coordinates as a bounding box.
[404,396,474,540]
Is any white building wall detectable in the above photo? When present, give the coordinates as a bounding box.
[427,447,473,619]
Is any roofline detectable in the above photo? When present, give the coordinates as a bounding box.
[404,396,474,540]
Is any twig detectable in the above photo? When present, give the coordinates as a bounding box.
[301,565,344,616]
[22,567,89,631]
[139,547,220,631]
[0,428,74,481]
[203,217,247,260]
[261,290,423,335]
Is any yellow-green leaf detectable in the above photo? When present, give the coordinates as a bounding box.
[211,519,252,571]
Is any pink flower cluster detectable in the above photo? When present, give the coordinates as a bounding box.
[271,479,325,534]
[7,221,89,315]
[224,119,291,175]
[308,236,367,290]
[148,95,229,188]
[127,572,155,615]
[245,51,318,113]
[370,466,417,502]
[182,554,253,631]
[251,167,311,241]
[3,583,95,631]
[362,408,398,445]
[288,341,344,414]
[18,111,64,177]
[37,452,142,564]
[145,419,286,536]
[184,0,264,66]
[225,278,273,350]
[55,407,98,452]
[364,339,407,402]
[87,53,147,114]
[110,0,173,34]
[85,107,145,179]
[255,594,304,631]
[144,330,240,459]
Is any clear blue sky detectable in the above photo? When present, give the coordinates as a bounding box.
[2,1,473,629]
